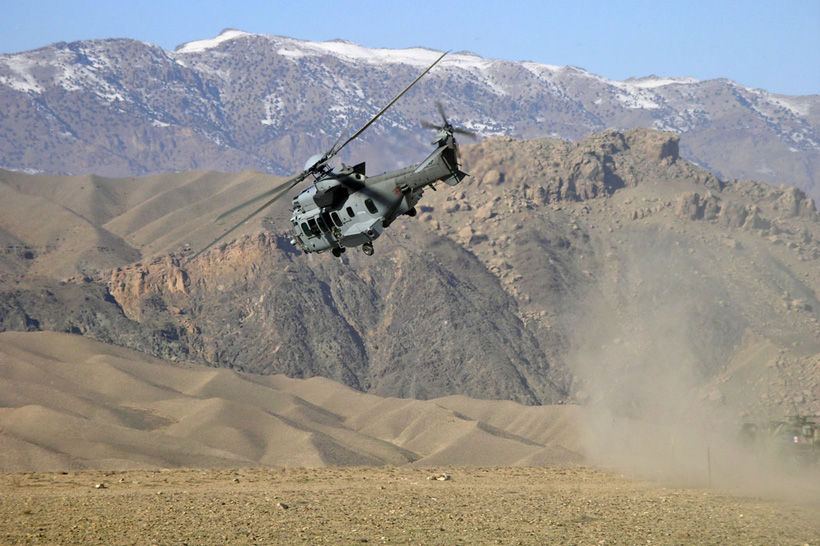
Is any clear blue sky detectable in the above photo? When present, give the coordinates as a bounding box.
[3,0,818,96]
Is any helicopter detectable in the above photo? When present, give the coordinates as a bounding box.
[192,51,475,260]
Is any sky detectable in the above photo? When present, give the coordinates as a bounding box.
[2,0,818,96]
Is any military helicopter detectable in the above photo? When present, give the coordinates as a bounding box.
[192,51,474,260]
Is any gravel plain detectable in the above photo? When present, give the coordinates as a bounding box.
[2,466,819,545]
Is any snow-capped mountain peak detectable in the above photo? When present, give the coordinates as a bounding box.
[0,33,817,199]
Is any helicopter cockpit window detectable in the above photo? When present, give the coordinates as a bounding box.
[365,198,378,214]
[330,212,343,227]
[316,215,330,233]
[301,223,311,237]
[346,206,355,218]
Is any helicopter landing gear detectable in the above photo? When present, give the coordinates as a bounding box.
[362,242,374,256]
[331,247,346,258]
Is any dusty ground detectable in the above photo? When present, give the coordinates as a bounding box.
[1,466,818,545]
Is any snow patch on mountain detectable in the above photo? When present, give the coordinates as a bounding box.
[520,61,565,75]
[0,55,44,93]
[627,75,701,88]
[275,37,443,69]
[176,29,252,53]
[767,95,814,118]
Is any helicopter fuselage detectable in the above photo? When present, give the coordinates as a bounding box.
[289,131,466,256]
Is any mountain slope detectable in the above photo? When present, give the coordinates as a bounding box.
[1,31,818,200]
[0,127,817,421]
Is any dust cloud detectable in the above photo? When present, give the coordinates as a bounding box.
[568,240,820,504]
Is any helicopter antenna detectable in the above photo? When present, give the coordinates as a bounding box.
[186,50,449,264]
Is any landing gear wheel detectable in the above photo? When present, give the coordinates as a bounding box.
[332,247,345,258]
[362,242,374,256]
[407,207,417,217]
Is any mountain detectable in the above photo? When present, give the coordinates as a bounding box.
[1,127,818,424]
[1,30,818,201]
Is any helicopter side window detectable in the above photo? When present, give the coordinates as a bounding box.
[301,223,311,237]
[365,198,378,214]
[330,212,343,227]
[346,206,355,218]
[316,215,330,233]
[307,218,320,236]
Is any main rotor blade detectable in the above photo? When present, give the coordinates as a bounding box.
[215,171,308,222]
[331,50,448,157]
[187,176,304,263]
[453,127,477,139]
[436,101,448,125]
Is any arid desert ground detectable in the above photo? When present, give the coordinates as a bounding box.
[2,466,820,545]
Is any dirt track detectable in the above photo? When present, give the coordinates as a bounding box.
[2,466,818,545]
